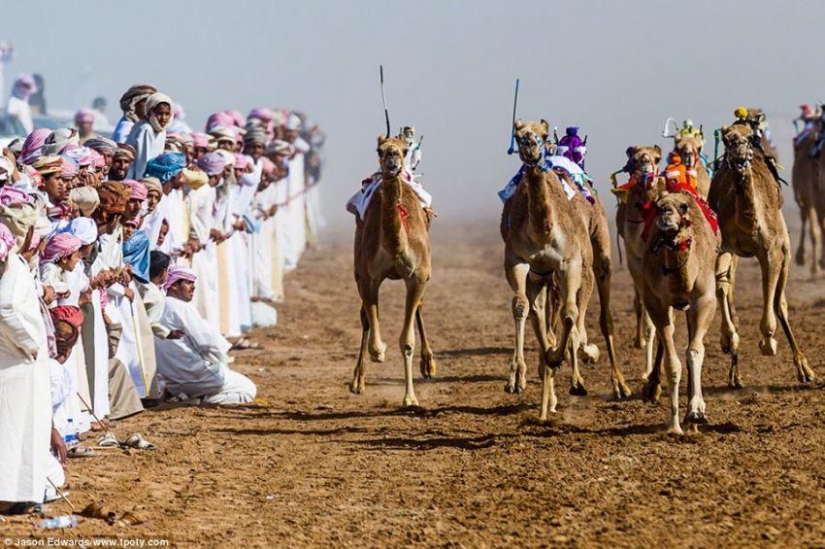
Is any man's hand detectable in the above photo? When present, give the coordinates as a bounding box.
[42,285,56,304]
[167,329,185,340]
[51,427,67,465]
[124,287,134,302]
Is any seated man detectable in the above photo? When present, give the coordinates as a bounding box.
[155,266,256,404]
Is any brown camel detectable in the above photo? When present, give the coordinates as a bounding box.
[709,123,815,388]
[641,191,718,434]
[673,133,711,199]
[351,135,436,406]
[501,119,629,420]
[614,145,663,380]
[793,128,823,274]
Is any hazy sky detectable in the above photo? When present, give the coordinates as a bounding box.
[3,1,822,223]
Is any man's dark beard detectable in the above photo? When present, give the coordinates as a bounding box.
[109,169,127,181]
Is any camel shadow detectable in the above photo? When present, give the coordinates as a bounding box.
[348,432,515,452]
[437,346,511,358]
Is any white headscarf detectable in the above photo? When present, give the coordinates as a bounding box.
[144,93,175,133]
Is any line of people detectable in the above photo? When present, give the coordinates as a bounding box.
[0,81,325,515]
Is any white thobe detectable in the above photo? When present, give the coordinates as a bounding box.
[125,121,166,180]
[188,184,220,326]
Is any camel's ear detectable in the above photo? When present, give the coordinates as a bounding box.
[514,119,526,133]
[626,146,637,159]
[720,125,731,138]
[376,135,388,155]
[539,119,550,139]
[653,145,662,164]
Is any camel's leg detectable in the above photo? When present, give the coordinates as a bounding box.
[807,206,821,276]
[542,260,582,419]
[547,281,560,349]
[640,308,656,382]
[527,280,551,382]
[350,305,370,394]
[633,288,646,349]
[363,281,386,363]
[684,294,715,429]
[775,240,816,383]
[716,251,742,388]
[795,204,808,267]
[642,338,664,405]
[757,247,783,358]
[649,305,682,434]
[399,277,426,407]
[505,261,530,394]
[569,267,594,396]
[593,252,631,399]
[416,305,436,379]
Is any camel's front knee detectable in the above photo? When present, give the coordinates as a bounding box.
[512,295,529,320]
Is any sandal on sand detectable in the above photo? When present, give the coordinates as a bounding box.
[124,433,157,451]
[97,432,120,448]
[1,502,42,515]
[68,445,98,458]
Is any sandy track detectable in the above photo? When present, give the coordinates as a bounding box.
[5,220,825,547]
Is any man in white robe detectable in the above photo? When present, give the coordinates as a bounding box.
[155,267,256,404]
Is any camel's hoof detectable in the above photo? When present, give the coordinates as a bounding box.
[798,369,815,384]
[633,337,646,350]
[403,395,419,407]
[579,344,600,365]
[349,383,363,395]
[569,383,588,397]
[684,411,708,425]
[668,426,685,436]
[504,383,515,394]
[795,250,806,267]
[728,377,744,390]
[614,382,632,400]
[758,337,778,357]
[420,356,437,379]
[641,381,662,405]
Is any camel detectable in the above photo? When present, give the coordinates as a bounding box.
[351,135,436,406]
[792,128,822,275]
[709,123,815,388]
[501,119,629,420]
[673,133,711,199]
[614,145,663,380]
[640,192,718,434]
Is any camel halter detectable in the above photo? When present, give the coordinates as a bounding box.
[651,216,692,275]
[517,134,550,172]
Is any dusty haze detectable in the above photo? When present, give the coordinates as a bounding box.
[3,1,821,224]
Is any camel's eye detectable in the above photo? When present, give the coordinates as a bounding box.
[678,204,689,215]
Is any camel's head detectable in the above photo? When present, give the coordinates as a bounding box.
[626,145,661,179]
[655,192,691,234]
[674,133,703,169]
[721,124,753,173]
[514,119,550,165]
[376,135,407,177]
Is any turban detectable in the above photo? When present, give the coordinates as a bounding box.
[206,112,234,132]
[7,138,24,155]
[0,187,32,207]
[42,233,81,263]
[248,107,273,124]
[97,182,130,214]
[89,149,106,172]
[119,84,158,120]
[260,157,276,177]
[144,152,185,183]
[69,186,100,216]
[63,145,93,167]
[84,136,117,156]
[0,203,37,239]
[197,152,226,176]
[19,129,52,165]
[11,75,37,100]
[113,144,136,162]
[191,132,211,149]
[0,157,13,183]
[286,113,302,131]
[32,155,63,175]
[164,133,186,153]
[0,223,15,261]
[123,230,150,283]
[209,126,237,144]
[226,110,245,129]
[22,165,43,189]
[176,132,194,147]
[265,140,291,156]
[181,168,207,190]
[233,153,249,171]
[74,109,95,124]
[50,305,84,330]
[60,216,97,245]
[140,177,162,197]
[215,149,235,168]
[41,128,80,156]
[144,93,174,132]
[124,180,148,201]
[243,122,267,146]
[60,157,78,178]
[162,265,197,292]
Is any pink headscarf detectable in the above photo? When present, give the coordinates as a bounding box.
[197,152,225,176]
[42,233,82,263]
[63,145,93,167]
[260,157,276,177]
[124,180,148,201]
[20,128,52,165]
[191,132,210,149]
[89,149,106,172]
[0,187,32,206]
[233,153,249,171]
[60,157,78,178]
[162,266,197,292]
[0,223,16,261]
[248,107,273,123]
[23,165,43,188]
[226,110,245,129]
[206,112,234,132]
[74,109,95,124]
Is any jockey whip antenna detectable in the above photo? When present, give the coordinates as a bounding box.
[380,65,391,138]
[662,117,678,138]
[507,78,520,155]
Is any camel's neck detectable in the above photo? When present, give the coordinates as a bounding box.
[733,168,761,228]
[524,165,556,238]
[380,171,408,255]
[655,229,695,282]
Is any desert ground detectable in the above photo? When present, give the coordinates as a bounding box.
[4,219,825,547]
